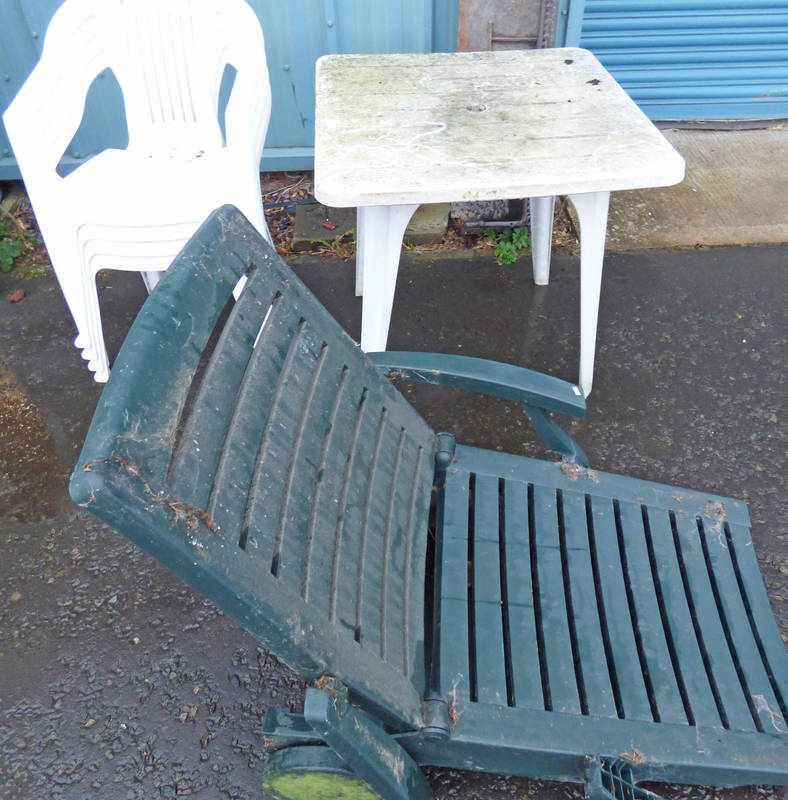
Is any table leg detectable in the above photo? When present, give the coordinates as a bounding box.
[358,203,419,352]
[530,195,555,286]
[567,190,610,397]
[355,207,368,297]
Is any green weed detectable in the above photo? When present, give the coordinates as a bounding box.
[486,226,531,265]
[309,229,355,259]
[0,218,37,273]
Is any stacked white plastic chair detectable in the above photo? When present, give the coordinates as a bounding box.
[3,0,272,381]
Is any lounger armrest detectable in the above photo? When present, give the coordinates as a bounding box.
[367,352,586,418]
[369,352,588,465]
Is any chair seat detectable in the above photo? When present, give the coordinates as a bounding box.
[436,444,787,779]
[60,146,263,274]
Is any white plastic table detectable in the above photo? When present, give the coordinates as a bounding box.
[314,47,685,395]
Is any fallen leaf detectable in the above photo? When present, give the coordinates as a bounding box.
[10,591,22,602]
[8,290,25,303]
[321,221,339,230]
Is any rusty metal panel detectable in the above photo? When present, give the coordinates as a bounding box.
[458,0,557,51]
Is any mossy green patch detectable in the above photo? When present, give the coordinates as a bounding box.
[263,770,380,799]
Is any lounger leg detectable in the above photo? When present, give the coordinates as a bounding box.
[530,195,555,286]
[304,687,432,800]
[568,191,610,397]
[358,203,418,352]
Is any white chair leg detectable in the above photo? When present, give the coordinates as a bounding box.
[73,309,93,359]
[72,304,95,361]
[50,253,92,355]
[530,195,555,286]
[358,203,419,352]
[83,269,110,382]
[568,190,610,397]
[142,270,162,293]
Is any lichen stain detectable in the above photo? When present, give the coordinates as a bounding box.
[753,694,785,732]
[619,748,645,764]
[379,746,405,785]
[560,461,599,482]
[85,451,218,533]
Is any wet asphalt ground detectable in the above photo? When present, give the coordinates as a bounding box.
[0,244,786,799]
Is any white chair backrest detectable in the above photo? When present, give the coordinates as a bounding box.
[6,0,270,181]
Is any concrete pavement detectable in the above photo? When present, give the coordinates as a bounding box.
[606,127,788,250]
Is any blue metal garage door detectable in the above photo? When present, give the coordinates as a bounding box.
[566,0,788,120]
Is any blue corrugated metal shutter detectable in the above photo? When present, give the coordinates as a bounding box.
[571,0,788,120]
[0,0,459,178]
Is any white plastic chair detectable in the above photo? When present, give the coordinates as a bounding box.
[3,0,273,381]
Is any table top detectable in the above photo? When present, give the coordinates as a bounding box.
[314,48,685,207]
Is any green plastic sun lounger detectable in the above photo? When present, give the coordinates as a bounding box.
[70,206,788,800]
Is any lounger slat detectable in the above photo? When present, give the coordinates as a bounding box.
[332,399,384,641]
[357,416,400,654]
[697,513,787,733]
[296,363,352,604]
[243,325,315,560]
[473,474,508,706]
[441,472,471,600]
[439,472,472,703]
[205,296,293,538]
[304,375,368,609]
[615,500,689,725]
[725,521,788,724]
[383,439,426,675]
[503,479,543,710]
[561,489,618,719]
[533,484,581,715]
[644,506,725,728]
[168,274,284,507]
[670,508,757,732]
[269,340,342,587]
[440,598,473,706]
[586,495,652,721]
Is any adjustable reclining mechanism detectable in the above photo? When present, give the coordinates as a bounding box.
[71,206,787,800]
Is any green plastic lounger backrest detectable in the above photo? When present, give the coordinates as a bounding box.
[70,205,437,729]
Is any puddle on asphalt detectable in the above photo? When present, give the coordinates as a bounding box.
[0,363,62,521]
